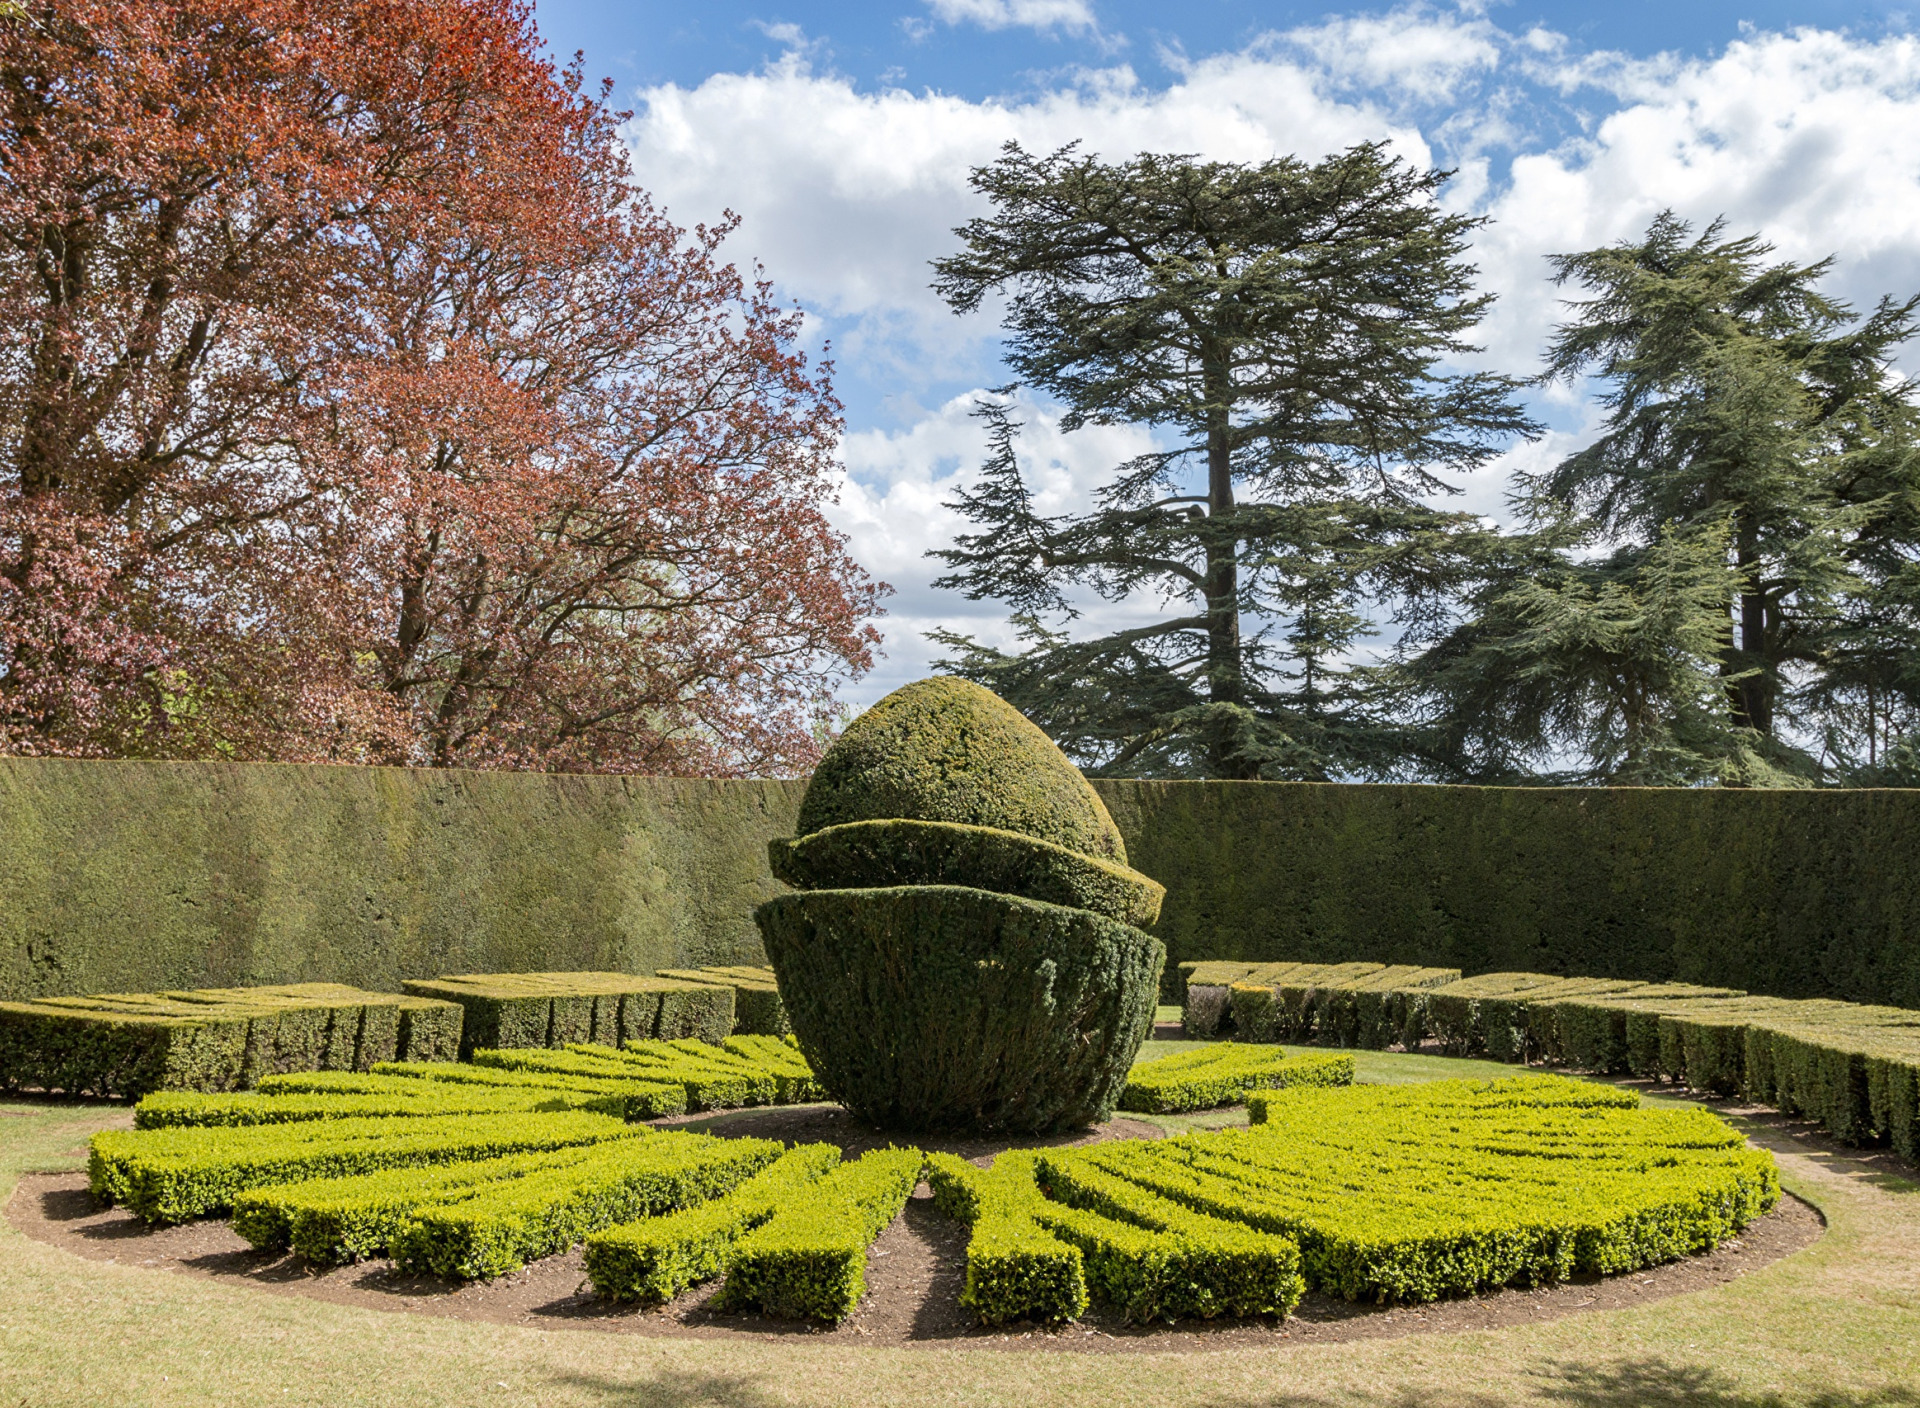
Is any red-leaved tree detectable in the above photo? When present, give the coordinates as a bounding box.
[0,0,881,772]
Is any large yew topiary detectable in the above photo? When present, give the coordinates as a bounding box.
[757,677,1165,1134]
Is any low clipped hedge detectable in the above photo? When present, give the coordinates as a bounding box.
[89,1110,641,1224]
[0,984,461,1098]
[334,1062,690,1119]
[655,967,789,1036]
[1031,1152,1306,1322]
[923,1151,1089,1326]
[1183,963,1457,1045]
[584,1144,841,1304]
[927,1148,1303,1326]
[1119,1047,1352,1114]
[769,819,1164,928]
[400,973,732,1055]
[715,1146,925,1322]
[470,1036,822,1111]
[132,1084,604,1128]
[1086,1077,1776,1304]
[760,885,1162,1133]
[231,1146,598,1263]
[390,1133,779,1281]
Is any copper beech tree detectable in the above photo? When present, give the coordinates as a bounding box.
[0,0,881,772]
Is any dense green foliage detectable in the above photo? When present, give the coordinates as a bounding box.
[470,1037,824,1110]
[231,1146,603,1263]
[583,1144,841,1304]
[0,759,803,1002]
[13,761,1920,1019]
[0,984,461,1098]
[714,1146,925,1322]
[654,967,789,1035]
[88,1110,641,1224]
[770,819,1164,926]
[1089,1077,1776,1303]
[1100,778,1920,1008]
[922,1151,1091,1325]
[1119,1046,1352,1113]
[132,1083,612,1128]
[1405,216,1920,785]
[1179,956,1920,1163]
[400,973,733,1055]
[390,1134,779,1281]
[927,1148,1304,1325]
[792,677,1127,861]
[765,677,1163,1134]
[760,885,1161,1132]
[928,144,1535,781]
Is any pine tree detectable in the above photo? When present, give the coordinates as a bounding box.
[1404,213,1920,784]
[927,143,1536,780]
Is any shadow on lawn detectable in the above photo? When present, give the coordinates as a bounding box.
[1206,1360,1920,1408]
[542,1368,788,1408]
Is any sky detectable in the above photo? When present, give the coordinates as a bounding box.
[531,0,1920,707]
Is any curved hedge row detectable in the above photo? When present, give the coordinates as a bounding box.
[1073,1077,1777,1304]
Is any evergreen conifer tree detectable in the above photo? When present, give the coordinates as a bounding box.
[928,143,1536,780]
[1403,214,1920,784]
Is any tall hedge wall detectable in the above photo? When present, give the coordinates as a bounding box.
[1094,780,1920,1011]
[0,760,802,1001]
[5,763,1918,1010]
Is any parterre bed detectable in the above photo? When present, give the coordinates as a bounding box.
[4,1084,1817,1351]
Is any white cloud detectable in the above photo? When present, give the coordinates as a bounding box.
[625,51,1422,337]
[1470,29,1920,384]
[924,0,1099,35]
[624,19,1920,702]
[1278,4,1503,103]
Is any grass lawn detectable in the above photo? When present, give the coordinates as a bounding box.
[2,1047,1916,1408]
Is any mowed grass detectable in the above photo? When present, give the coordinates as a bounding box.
[2,1045,1918,1408]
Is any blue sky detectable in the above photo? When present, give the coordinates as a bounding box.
[529,1,1920,704]
[539,1,1912,98]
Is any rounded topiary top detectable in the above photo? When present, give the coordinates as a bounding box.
[795,677,1127,864]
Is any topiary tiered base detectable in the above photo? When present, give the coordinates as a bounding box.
[758,885,1162,1133]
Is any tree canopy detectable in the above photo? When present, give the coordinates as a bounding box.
[928,142,1535,780]
[1399,214,1920,785]
[0,0,881,773]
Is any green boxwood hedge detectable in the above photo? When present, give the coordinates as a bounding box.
[231,1146,599,1263]
[400,973,732,1055]
[1119,1047,1352,1114]
[89,1110,642,1224]
[1095,1076,1777,1303]
[583,1144,841,1304]
[390,1133,779,1281]
[923,1151,1090,1326]
[0,985,461,1098]
[713,1146,925,1322]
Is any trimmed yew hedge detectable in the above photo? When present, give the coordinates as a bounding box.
[1097,779,1920,1009]
[1119,1047,1352,1114]
[0,984,461,1098]
[400,973,732,1055]
[12,762,1919,1015]
[584,1144,842,1304]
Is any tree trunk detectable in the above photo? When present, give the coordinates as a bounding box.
[1726,512,1774,739]
[1202,388,1255,779]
